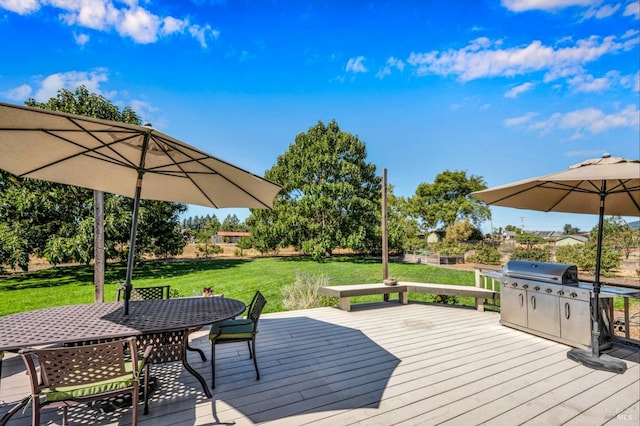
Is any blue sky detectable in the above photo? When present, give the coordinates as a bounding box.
[0,0,638,234]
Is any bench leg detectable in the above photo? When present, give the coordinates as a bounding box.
[400,291,408,305]
[339,297,351,311]
[383,294,390,302]
[475,297,485,312]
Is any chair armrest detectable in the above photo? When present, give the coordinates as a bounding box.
[141,344,154,361]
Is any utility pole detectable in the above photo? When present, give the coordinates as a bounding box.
[382,168,388,281]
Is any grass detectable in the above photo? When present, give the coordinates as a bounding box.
[0,256,478,316]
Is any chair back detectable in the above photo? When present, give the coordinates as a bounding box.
[247,291,267,327]
[20,337,139,392]
[117,285,170,301]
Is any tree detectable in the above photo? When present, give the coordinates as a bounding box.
[248,120,381,259]
[382,185,419,252]
[409,170,490,232]
[194,215,220,259]
[563,224,580,235]
[221,214,247,232]
[137,201,187,259]
[591,216,635,260]
[444,220,475,243]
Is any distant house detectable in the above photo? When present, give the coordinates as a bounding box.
[555,235,588,247]
[213,231,250,244]
[530,230,565,239]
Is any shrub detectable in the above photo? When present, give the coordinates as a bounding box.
[556,243,620,272]
[434,294,458,305]
[466,245,501,265]
[281,271,335,310]
[510,246,552,262]
[432,242,467,256]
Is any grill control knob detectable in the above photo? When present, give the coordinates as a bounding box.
[558,290,565,296]
[534,286,540,291]
[522,284,529,289]
[546,288,552,294]
[570,292,578,298]
[511,283,518,288]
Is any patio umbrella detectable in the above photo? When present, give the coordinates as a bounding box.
[0,102,281,314]
[473,154,639,373]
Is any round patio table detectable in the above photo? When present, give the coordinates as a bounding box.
[0,296,245,423]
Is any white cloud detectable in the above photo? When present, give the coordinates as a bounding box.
[161,16,186,35]
[116,5,160,43]
[407,34,628,83]
[505,82,535,98]
[0,0,216,46]
[526,105,639,137]
[74,32,90,46]
[375,57,405,79]
[34,70,109,102]
[568,70,639,92]
[0,0,39,14]
[624,1,640,18]
[504,112,538,126]
[346,56,368,73]
[502,0,599,12]
[4,84,32,100]
[128,99,157,121]
[188,24,219,48]
[582,3,621,19]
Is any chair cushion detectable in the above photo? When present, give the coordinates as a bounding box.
[43,361,142,402]
[209,319,255,340]
[45,375,135,402]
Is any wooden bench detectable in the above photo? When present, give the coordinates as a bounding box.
[319,281,499,312]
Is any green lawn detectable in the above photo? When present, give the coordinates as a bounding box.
[0,256,478,316]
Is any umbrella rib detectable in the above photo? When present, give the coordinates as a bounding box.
[12,118,147,177]
[618,180,640,212]
[148,134,275,209]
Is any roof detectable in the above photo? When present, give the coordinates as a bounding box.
[216,231,250,237]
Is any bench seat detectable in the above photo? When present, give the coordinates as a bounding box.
[319,281,499,312]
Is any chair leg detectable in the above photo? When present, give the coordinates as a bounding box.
[211,341,217,389]
[143,364,150,415]
[132,386,139,426]
[247,340,252,359]
[32,399,40,426]
[251,338,260,380]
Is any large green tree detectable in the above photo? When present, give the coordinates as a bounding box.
[248,120,381,259]
[409,170,491,231]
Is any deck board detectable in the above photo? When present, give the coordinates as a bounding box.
[1,302,638,425]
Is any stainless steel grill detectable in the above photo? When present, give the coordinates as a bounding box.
[496,260,611,350]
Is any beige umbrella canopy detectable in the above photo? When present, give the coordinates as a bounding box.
[472,155,639,215]
[473,154,639,373]
[0,102,281,314]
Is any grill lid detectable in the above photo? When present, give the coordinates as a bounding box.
[502,260,579,284]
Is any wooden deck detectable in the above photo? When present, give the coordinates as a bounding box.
[1,302,638,425]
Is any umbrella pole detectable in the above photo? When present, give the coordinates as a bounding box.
[123,131,151,315]
[123,174,143,315]
[567,183,626,374]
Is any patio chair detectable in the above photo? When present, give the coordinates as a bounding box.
[209,291,267,388]
[19,337,152,426]
[116,285,171,301]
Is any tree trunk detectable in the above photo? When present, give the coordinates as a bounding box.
[94,190,105,303]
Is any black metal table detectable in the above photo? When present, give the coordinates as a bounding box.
[0,297,245,424]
